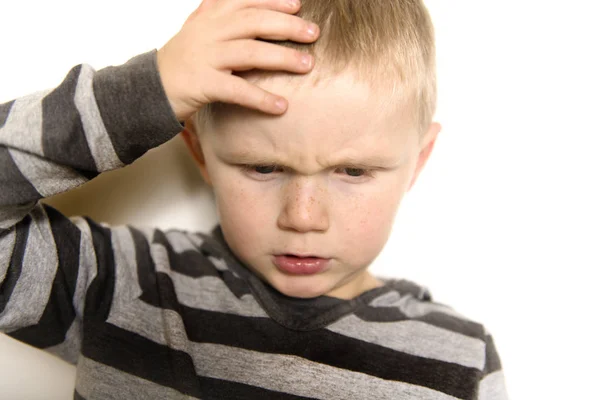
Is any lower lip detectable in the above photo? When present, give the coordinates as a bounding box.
[273,255,330,275]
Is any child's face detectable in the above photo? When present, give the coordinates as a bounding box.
[186,71,440,299]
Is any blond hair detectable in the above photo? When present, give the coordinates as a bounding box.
[196,0,436,138]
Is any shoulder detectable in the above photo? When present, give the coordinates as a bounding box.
[334,278,495,374]
[370,278,489,340]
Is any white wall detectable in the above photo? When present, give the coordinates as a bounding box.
[1,1,599,398]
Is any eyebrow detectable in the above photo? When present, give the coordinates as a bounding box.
[220,150,401,170]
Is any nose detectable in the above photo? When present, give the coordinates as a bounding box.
[277,178,329,233]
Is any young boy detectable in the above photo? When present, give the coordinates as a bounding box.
[0,0,508,399]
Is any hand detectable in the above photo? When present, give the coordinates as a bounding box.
[157,0,320,121]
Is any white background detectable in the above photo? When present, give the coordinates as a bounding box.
[1,1,599,399]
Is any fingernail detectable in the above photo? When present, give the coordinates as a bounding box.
[275,98,287,111]
[307,23,318,36]
[289,0,300,9]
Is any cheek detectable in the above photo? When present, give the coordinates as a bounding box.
[337,182,405,253]
[212,176,275,254]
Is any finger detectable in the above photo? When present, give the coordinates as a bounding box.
[216,0,300,16]
[219,75,288,115]
[217,40,313,73]
[220,8,319,43]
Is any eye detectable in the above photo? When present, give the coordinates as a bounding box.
[241,164,284,178]
[344,168,366,177]
[254,165,278,174]
[253,165,282,175]
[334,166,375,182]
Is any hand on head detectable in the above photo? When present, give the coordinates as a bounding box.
[157,0,319,121]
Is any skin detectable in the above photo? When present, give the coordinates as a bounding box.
[182,71,441,300]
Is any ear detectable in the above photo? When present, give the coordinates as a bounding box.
[181,119,212,185]
[407,122,441,192]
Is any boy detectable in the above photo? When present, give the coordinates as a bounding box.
[0,0,508,399]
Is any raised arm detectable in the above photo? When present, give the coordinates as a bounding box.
[0,51,183,362]
[0,51,182,227]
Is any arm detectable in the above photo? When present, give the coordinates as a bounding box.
[0,51,183,362]
[0,51,182,228]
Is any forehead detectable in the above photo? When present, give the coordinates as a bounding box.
[206,71,418,167]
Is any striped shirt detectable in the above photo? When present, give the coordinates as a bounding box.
[0,51,508,400]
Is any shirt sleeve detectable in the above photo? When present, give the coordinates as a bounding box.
[0,50,183,363]
[478,333,510,400]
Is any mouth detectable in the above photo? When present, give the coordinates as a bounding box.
[272,254,331,275]
[281,253,323,259]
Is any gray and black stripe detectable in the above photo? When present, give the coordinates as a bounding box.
[0,51,507,400]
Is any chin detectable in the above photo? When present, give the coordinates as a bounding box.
[270,276,332,299]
